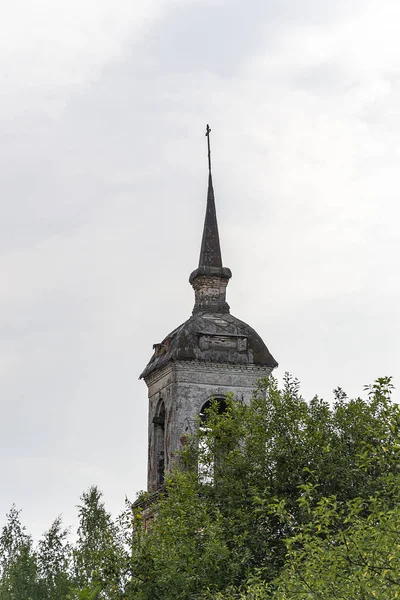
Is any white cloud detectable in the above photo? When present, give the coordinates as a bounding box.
[0,0,399,539]
[0,0,178,119]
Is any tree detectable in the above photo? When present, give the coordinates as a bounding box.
[129,471,233,600]
[0,489,127,600]
[0,505,41,599]
[73,486,128,599]
[0,376,397,600]
[272,478,400,599]
[37,515,73,599]
[130,375,399,599]
[267,378,400,600]
[221,437,400,599]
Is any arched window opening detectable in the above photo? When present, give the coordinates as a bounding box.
[199,397,227,424]
[153,400,166,487]
[198,396,227,484]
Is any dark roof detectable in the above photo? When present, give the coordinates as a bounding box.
[189,172,231,285]
[140,312,278,379]
[198,173,223,269]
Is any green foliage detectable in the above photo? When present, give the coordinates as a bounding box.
[266,378,400,599]
[0,488,128,600]
[0,505,41,600]
[129,375,400,599]
[272,477,400,599]
[129,470,233,600]
[72,486,128,599]
[67,584,102,600]
[0,375,398,600]
[38,516,72,599]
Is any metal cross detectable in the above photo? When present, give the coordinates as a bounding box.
[205,124,212,174]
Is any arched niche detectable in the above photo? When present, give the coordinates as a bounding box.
[152,399,166,487]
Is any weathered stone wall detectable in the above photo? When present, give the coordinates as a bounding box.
[145,360,273,492]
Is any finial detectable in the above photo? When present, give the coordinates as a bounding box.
[205,124,211,174]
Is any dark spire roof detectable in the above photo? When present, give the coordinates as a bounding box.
[189,125,231,285]
[198,173,223,268]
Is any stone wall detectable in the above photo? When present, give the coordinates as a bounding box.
[145,360,273,492]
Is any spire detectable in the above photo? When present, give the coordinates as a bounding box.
[197,125,223,268]
[198,172,223,268]
[189,125,231,314]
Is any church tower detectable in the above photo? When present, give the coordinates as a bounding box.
[140,126,278,493]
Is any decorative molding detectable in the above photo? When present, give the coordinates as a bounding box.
[174,361,272,375]
[145,359,272,387]
[144,363,173,386]
[173,363,272,386]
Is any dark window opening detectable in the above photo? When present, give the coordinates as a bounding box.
[199,397,227,423]
[153,400,166,487]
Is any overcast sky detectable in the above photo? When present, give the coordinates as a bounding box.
[1,0,399,540]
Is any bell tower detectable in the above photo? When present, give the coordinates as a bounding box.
[140,126,278,492]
